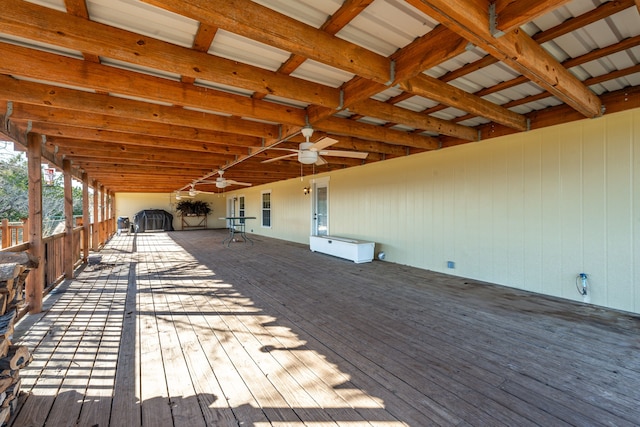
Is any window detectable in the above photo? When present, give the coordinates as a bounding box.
[261,191,271,228]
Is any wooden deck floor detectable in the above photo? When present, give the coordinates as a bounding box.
[9,230,640,426]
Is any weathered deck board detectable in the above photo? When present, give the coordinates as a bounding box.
[8,230,640,427]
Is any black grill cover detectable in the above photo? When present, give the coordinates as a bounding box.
[133,209,174,232]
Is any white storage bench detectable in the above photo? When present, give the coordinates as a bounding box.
[309,235,375,264]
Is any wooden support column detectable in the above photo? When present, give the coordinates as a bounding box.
[63,159,73,279]
[82,172,90,262]
[92,180,99,251]
[26,133,44,314]
[1,219,8,248]
[109,191,115,236]
[99,184,105,246]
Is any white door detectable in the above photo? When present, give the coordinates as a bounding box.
[312,178,329,236]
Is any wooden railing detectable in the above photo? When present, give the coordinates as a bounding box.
[41,226,84,288]
[1,219,27,249]
[1,218,113,292]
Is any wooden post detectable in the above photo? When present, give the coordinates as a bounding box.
[99,184,105,246]
[82,172,90,263]
[1,219,8,249]
[26,133,44,314]
[92,180,99,251]
[63,159,73,279]
[110,191,116,236]
[22,218,28,246]
[108,191,114,237]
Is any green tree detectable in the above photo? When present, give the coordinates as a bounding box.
[1,154,86,235]
[0,154,28,221]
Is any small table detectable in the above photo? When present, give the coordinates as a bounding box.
[221,217,256,247]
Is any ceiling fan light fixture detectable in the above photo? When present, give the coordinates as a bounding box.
[189,187,196,197]
[298,142,317,164]
[298,151,317,164]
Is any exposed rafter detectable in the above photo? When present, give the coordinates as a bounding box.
[406,0,603,118]
[1,0,637,193]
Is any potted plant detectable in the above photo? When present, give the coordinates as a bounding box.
[176,200,211,217]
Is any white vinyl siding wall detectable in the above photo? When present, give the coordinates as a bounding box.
[215,109,640,314]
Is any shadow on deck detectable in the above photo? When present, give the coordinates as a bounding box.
[9,230,640,426]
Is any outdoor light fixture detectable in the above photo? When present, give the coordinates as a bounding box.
[303,187,310,195]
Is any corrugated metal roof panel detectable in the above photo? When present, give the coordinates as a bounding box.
[253,0,339,28]
[25,0,66,12]
[337,0,438,55]
[290,60,354,88]
[86,0,198,48]
[370,87,404,102]
[395,96,437,111]
[209,29,290,72]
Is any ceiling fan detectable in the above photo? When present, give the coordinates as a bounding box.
[262,126,368,165]
[175,170,251,199]
[175,186,214,200]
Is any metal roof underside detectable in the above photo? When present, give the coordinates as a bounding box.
[1,0,639,193]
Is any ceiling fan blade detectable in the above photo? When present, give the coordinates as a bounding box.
[261,153,297,163]
[311,137,338,151]
[320,150,369,159]
[226,179,252,186]
[269,147,299,153]
[175,192,194,199]
[315,156,328,166]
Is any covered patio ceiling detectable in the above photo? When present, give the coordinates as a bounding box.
[1,0,639,193]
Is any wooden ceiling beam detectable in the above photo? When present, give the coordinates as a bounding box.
[534,0,636,44]
[67,156,220,169]
[349,98,478,140]
[0,76,279,139]
[182,23,218,84]
[9,104,261,147]
[254,0,373,100]
[316,117,440,150]
[398,74,527,131]
[406,0,602,118]
[436,0,634,85]
[141,0,391,84]
[492,0,574,35]
[46,137,238,165]
[63,0,101,63]
[0,0,340,108]
[392,25,468,84]
[71,164,212,176]
[309,24,469,126]
[0,42,438,152]
[0,42,306,127]
[27,122,256,155]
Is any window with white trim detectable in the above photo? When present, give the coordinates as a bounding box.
[261,191,271,228]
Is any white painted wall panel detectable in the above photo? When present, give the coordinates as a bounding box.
[222,109,640,314]
[605,113,634,311]
[581,120,607,306]
[522,133,543,294]
[634,113,640,312]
